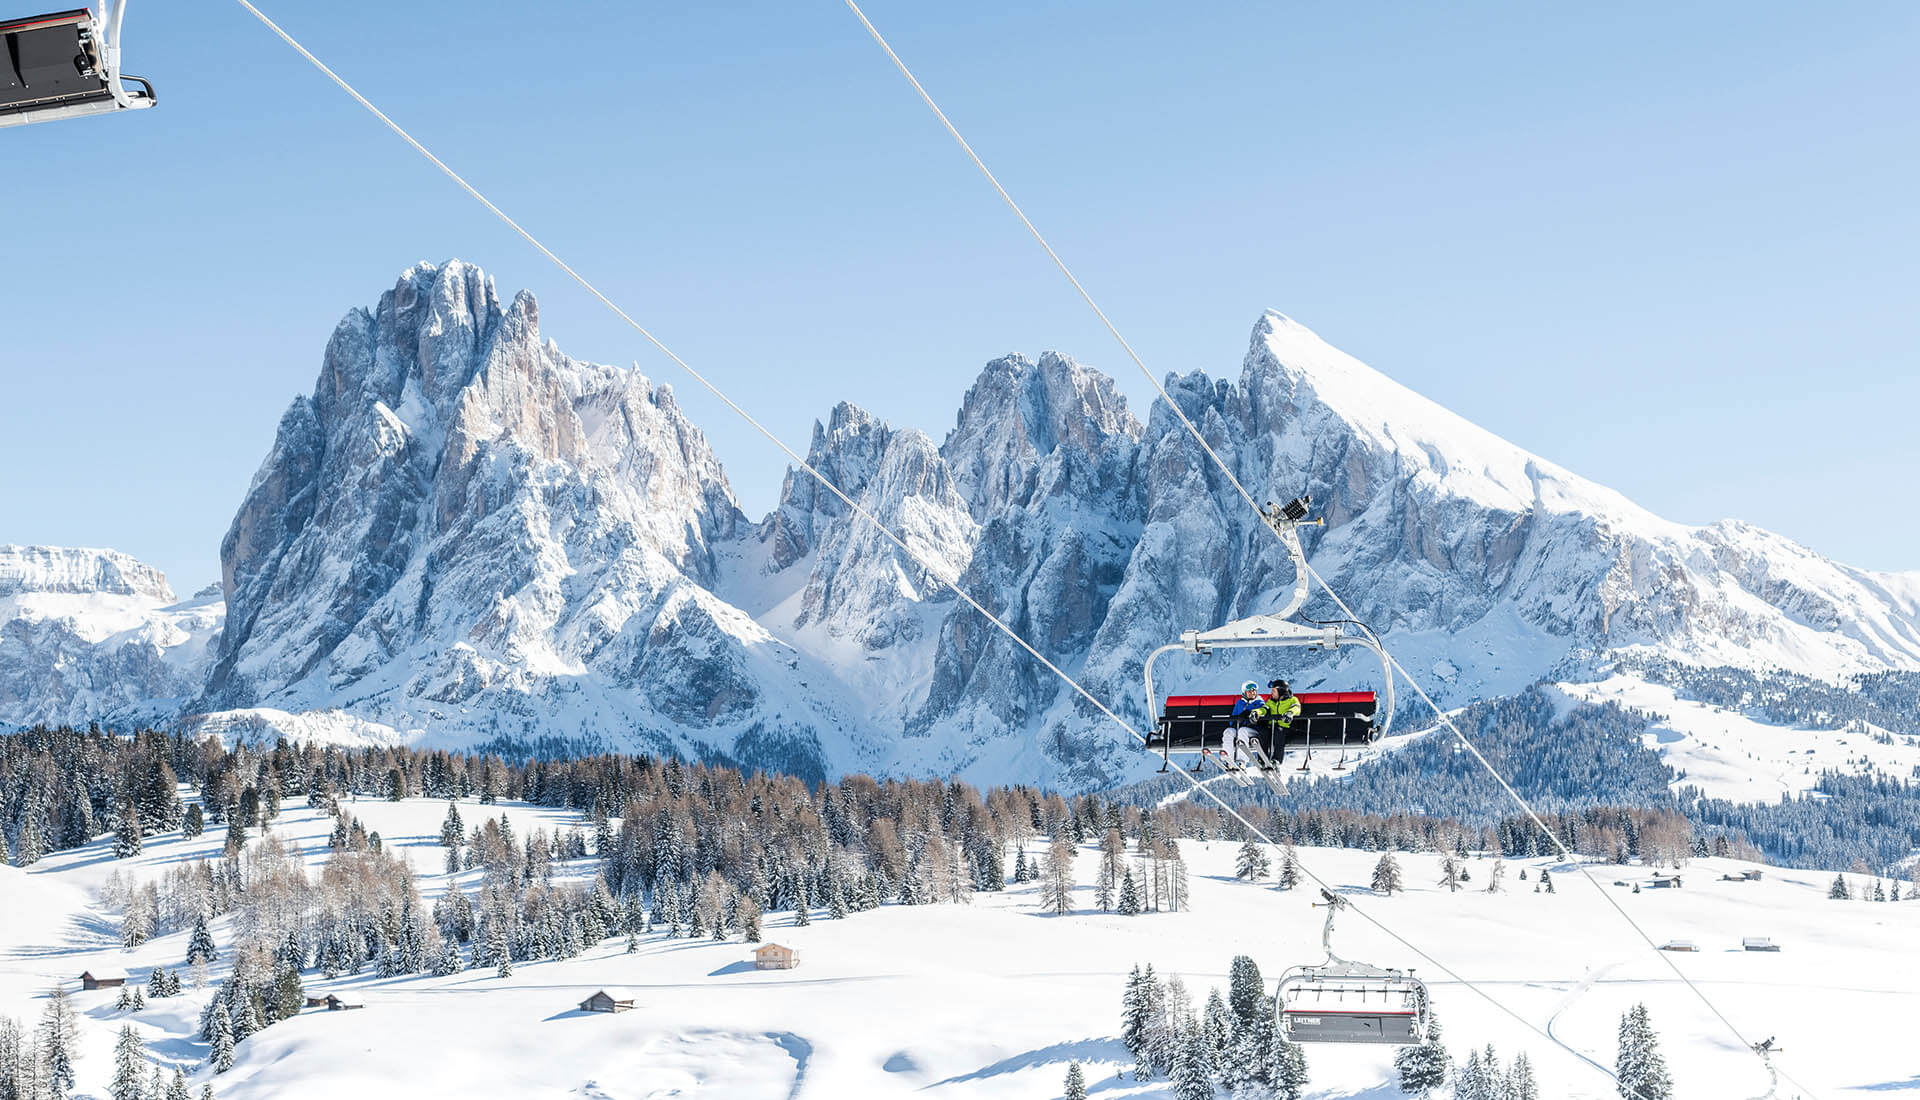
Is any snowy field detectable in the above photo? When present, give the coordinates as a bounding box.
[1,794,1912,1100]
[1557,676,1920,801]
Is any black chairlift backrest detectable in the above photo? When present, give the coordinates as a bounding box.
[1,7,152,126]
[2,11,107,108]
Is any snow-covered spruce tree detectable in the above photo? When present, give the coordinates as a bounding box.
[1170,1016,1214,1100]
[1615,1003,1673,1100]
[1120,965,1152,1064]
[110,1025,145,1100]
[1227,955,1265,1030]
[1392,1012,1449,1097]
[167,1067,191,1100]
[1508,1051,1541,1100]
[114,806,142,858]
[207,1002,234,1074]
[1268,1027,1309,1100]
[183,803,204,840]
[1063,1059,1088,1100]
[40,988,77,1095]
[439,801,464,846]
[1202,987,1233,1063]
[1235,839,1270,881]
[1372,852,1403,895]
[1039,834,1076,915]
[1453,1047,1491,1100]
[1117,869,1142,915]
[1277,846,1301,891]
[1829,874,1851,900]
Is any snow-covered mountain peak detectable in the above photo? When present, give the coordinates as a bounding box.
[943,351,1141,518]
[0,545,174,601]
[1246,309,1666,530]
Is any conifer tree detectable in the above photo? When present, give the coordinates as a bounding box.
[1116,869,1141,915]
[183,802,204,840]
[439,801,464,846]
[114,806,142,858]
[1508,1051,1541,1100]
[109,1025,145,1100]
[1438,854,1463,892]
[1372,851,1404,895]
[1615,1003,1672,1100]
[1170,1019,1213,1100]
[1828,874,1851,900]
[1201,987,1233,1063]
[1235,838,1270,881]
[1269,1028,1310,1100]
[1038,834,1076,915]
[1120,965,1151,1063]
[188,913,218,966]
[1277,845,1302,890]
[1062,1060,1087,1100]
[208,1002,234,1074]
[1454,1047,1490,1100]
[129,987,145,1012]
[40,988,77,1096]
[168,1067,191,1100]
[1541,871,1555,894]
[1228,955,1265,1030]
[740,895,763,943]
[1393,1012,1449,1097]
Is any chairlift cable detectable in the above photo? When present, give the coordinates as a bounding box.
[226,4,1778,1096]
[841,3,1814,1095]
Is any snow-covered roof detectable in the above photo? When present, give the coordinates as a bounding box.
[583,982,637,1005]
[80,966,128,980]
[756,943,793,953]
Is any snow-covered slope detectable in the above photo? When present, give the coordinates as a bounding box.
[2,795,1906,1100]
[0,545,221,728]
[6,264,1918,791]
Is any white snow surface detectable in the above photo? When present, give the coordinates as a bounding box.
[1555,676,1920,802]
[1,795,1911,1100]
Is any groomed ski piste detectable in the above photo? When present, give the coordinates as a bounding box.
[2,793,1910,1099]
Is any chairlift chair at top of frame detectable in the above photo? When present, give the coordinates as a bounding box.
[2,2,155,128]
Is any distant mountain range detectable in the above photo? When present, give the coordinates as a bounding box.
[8,260,1918,789]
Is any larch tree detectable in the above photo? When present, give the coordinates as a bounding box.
[39,988,77,1096]
[1038,834,1076,916]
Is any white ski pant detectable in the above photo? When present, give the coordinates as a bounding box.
[1225,726,1257,765]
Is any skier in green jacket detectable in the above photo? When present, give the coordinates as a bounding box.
[1262,679,1301,745]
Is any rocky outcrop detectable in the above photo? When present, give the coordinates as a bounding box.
[9,267,1919,793]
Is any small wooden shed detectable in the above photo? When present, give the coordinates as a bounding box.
[80,968,128,991]
[578,989,636,1013]
[323,994,364,1011]
[1658,940,1699,953]
[1742,937,1781,952]
[305,995,331,1008]
[1648,874,1683,889]
[754,943,798,971]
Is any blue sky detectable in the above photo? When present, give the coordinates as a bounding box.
[2,1,1915,591]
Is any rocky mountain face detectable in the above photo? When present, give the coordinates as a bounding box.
[7,263,1919,790]
[0,546,221,728]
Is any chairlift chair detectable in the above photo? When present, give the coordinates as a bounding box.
[1143,494,1396,774]
[1274,889,1431,1045]
[2,2,155,128]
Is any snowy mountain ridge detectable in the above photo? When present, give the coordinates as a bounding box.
[5,261,1918,789]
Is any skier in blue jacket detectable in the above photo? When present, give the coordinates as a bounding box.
[1226,681,1265,769]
